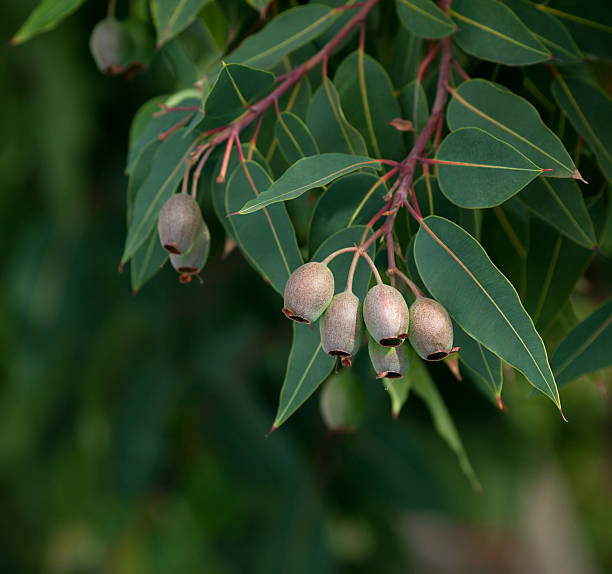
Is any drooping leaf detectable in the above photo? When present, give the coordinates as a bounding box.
[11,0,87,44]
[524,219,594,333]
[274,112,319,165]
[130,227,168,292]
[411,358,481,491]
[449,0,551,66]
[151,0,214,47]
[273,226,375,429]
[500,0,582,62]
[551,76,612,182]
[204,63,275,120]
[517,177,597,248]
[225,4,335,70]
[237,153,380,214]
[307,80,369,156]
[395,0,456,39]
[414,215,561,408]
[334,51,405,161]
[551,298,612,386]
[122,129,200,263]
[225,161,302,295]
[308,173,386,256]
[127,140,161,229]
[446,79,577,178]
[436,128,543,208]
[454,323,503,407]
[538,0,612,60]
[386,374,413,418]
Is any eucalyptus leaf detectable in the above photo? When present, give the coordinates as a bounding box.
[151,0,214,47]
[12,0,87,44]
[395,0,456,39]
[274,112,319,165]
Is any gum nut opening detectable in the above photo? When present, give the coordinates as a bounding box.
[283,262,334,325]
[158,193,204,255]
[320,291,362,359]
[409,297,454,361]
[169,219,210,275]
[363,284,410,347]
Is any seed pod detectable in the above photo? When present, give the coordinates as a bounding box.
[363,284,410,347]
[319,372,366,432]
[158,193,204,255]
[169,219,210,281]
[283,262,334,325]
[320,291,362,364]
[409,297,453,361]
[89,18,130,74]
[368,339,413,379]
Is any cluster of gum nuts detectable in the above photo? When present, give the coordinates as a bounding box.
[157,192,211,283]
[283,261,455,379]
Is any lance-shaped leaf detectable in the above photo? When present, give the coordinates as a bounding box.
[307,80,369,156]
[449,0,551,66]
[551,298,612,387]
[225,4,334,70]
[273,226,375,429]
[225,161,303,295]
[204,63,275,120]
[237,153,380,214]
[122,129,200,263]
[537,0,612,61]
[517,177,597,249]
[395,0,456,39]
[308,173,385,256]
[455,323,503,408]
[130,227,168,292]
[552,76,612,182]
[411,358,481,491]
[11,0,87,44]
[436,128,544,208]
[524,220,594,333]
[500,0,582,62]
[447,79,578,178]
[151,0,214,47]
[334,51,405,161]
[274,112,319,165]
[414,215,561,409]
[386,374,413,419]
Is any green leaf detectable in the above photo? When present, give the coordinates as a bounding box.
[398,80,430,135]
[244,0,272,15]
[395,0,456,39]
[225,161,302,295]
[12,0,87,45]
[455,323,503,407]
[307,80,369,156]
[130,227,168,292]
[151,0,214,47]
[524,220,594,333]
[447,79,578,178]
[500,0,582,62]
[551,298,612,387]
[414,215,561,408]
[225,4,335,70]
[204,63,275,120]
[538,0,612,60]
[436,128,543,208]
[273,226,375,429]
[551,76,612,182]
[334,51,405,161]
[308,173,385,256]
[274,112,319,165]
[411,358,481,491]
[122,129,200,263]
[237,153,380,215]
[386,375,413,418]
[449,0,551,66]
[517,177,597,249]
[127,140,161,230]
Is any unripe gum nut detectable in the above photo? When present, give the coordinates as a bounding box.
[169,218,210,276]
[363,284,410,347]
[320,291,363,361]
[158,193,204,255]
[319,372,366,432]
[283,262,334,325]
[409,297,453,361]
[368,339,413,379]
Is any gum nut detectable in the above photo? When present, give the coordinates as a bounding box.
[282,262,334,324]
[363,284,410,347]
[158,193,204,255]
[409,297,453,361]
[368,339,413,379]
[319,372,366,432]
[169,219,210,275]
[320,291,363,360]
[89,18,129,73]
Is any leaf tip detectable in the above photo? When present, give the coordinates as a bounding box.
[118,262,125,274]
[496,395,504,411]
[570,168,588,184]
[559,407,568,423]
[265,425,277,438]
[392,409,399,419]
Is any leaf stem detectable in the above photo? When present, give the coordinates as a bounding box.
[321,246,358,266]
[388,267,424,298]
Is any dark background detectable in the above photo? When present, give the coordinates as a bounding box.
[1,2,611,573]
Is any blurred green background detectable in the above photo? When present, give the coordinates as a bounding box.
[2,2,612,573]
